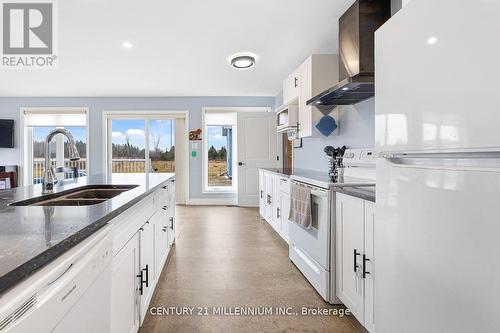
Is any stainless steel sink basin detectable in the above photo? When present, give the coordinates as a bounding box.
[10,184,139,206]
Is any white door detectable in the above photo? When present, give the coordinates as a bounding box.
[336,193,365,321]
[237,111,277,206]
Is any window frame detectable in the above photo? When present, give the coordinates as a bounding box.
[20,107,90,186]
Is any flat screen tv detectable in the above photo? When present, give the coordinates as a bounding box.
[0,120,14,148]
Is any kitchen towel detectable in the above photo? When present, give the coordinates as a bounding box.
[289,183,312,229]
[315,115,337,137]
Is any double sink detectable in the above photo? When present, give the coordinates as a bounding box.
[10,185,139,207]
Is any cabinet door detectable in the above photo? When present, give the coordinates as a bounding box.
[259,170,265,218]
[167,179,176,247]
[363,201,376,332]
[336,193,365,321]
[298,59,312,138]
[154,212,169,280]
[111,233,140,333]
[139,219,155,324]
[283,72,300,104]
[279,190,290,243]
[264,173,274,223]
[271,175,282,232]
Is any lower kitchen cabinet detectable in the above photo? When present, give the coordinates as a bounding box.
[110,232,140,333]
[138,218,155,324]
[259,170,290,243]
[110,179,176,333]
[336,193,375,332]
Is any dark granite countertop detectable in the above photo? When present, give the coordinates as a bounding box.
[0,173,174,295]
[331,186,376,202]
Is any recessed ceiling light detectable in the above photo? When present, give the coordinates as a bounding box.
[230,55,256,69]
[427,36,438,45]
[121,41,134,49]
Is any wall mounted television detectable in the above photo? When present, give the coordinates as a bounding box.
[0,120,14,148]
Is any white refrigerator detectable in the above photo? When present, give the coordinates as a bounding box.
[375,1,500,332]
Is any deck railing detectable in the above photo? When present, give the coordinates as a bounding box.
[33,158,174,183]
[33,158,87,184]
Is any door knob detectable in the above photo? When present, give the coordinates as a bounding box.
[238,162,245,166]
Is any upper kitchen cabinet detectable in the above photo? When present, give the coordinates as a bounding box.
[282,54,338,139]
[283,72,300,105]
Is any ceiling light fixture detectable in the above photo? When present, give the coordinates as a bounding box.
[121,41,134,49]
[230,55,256,69]
[427,36,438,45]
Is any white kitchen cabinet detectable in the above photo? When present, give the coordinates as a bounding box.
[364,201,375,332]
[283,71,300,105]
[271,174,282,232]
[282,55,338,139]
[167,179,176,247]
[258,170,290,243]
[335,193,375,332]
[278,189,290,243]
[138,219,155,324]
[264,172,274,223]
[111,232,140,333]
[259,169,266,218]
[110,179,176,333]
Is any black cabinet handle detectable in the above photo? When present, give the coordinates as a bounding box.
[171,179,175,183]
[267,194,272,205]
[162,206,167,210]
[362,254,370,278]
[162,185,167,189]
[260,190,263,199]
[137,270,144,295]
[277,208,281,218]
[169,217,174,230]
[294,76,298,88]
[354,249,361,272]
[143,264,149,288]
[162,226,168,232]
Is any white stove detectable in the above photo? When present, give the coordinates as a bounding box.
[288,148,376,303]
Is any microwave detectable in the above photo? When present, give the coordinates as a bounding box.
[276,104,298,133]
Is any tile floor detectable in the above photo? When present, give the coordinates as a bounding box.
[140,205,360,333]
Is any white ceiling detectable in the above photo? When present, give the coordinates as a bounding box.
[0,0,353,97]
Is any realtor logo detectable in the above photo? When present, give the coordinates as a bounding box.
[1,0,57,68]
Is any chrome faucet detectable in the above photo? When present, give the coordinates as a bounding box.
[42,128,80,194]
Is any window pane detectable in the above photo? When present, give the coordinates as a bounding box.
[207,125,232,187]
[149,119,175,173]
[32,126,87,184]
[111,120,146,173]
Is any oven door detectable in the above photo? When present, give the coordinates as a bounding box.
[288,184,331,269]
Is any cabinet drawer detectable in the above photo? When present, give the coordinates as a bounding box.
[279,177,290,194]
[111,195,155,257]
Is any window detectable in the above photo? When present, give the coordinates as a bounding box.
[22,108,89,185]
[107,117,175,174]
[203,110,237,193]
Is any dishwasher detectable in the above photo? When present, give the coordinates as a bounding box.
[0,226,113,333]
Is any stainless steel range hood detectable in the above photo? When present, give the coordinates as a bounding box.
[307,0,390,107]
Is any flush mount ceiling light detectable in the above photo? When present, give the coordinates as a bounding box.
[121,41,134,49]
[230,55,256,69]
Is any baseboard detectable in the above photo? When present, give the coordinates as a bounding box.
[186,198,238,206]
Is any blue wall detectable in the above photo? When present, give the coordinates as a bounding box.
[0,96,274,200]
